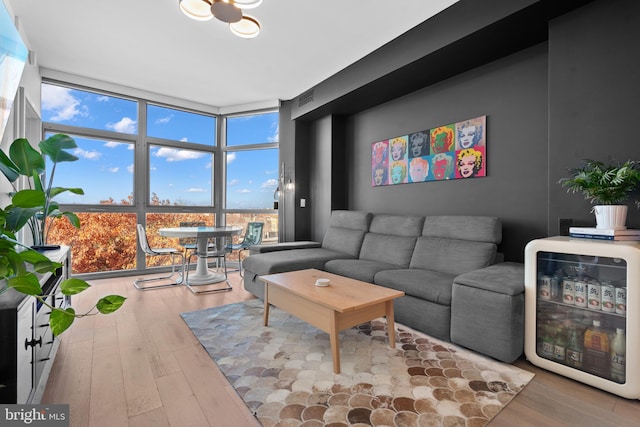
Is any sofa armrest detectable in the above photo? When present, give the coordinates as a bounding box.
[451,261,525,363]
[453,262,524,295]
[249,241,322,254]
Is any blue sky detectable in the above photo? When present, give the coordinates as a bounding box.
[41,84,278,208]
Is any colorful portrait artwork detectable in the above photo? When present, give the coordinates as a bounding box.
[371,140,389,186]
[455,146,486,179]
[430,125,455,154]
[431,153,455,180]
[408,130,429,158]
[371,115,487,187]
[455,116,486,150]
[389,136,408,162]
[390,160,408,184]
[409,156,430,183]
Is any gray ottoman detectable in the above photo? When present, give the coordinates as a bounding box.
[450,262,525,363]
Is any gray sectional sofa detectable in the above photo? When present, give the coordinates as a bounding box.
[242,210,524,363]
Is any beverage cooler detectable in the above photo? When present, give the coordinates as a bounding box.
[524,236,639,399]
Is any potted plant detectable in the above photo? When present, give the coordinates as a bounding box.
[0,134,125,335]
[559,159,640,230]
[0,134,83,248]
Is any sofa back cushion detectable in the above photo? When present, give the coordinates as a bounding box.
[321,210,372,257]
[369,214,424,237]
[356,214,423,267]
[329,210,372,230]
[410,237,497,275]
[422,216,502,244]
[359,234,417,267]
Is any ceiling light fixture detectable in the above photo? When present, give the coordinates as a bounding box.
[178,0,262,38]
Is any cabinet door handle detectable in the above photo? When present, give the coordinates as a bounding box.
[38,323,50,328]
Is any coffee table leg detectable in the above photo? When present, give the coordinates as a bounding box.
[263,283,270,326]
[386,300,396,349]
[330,312,340,374]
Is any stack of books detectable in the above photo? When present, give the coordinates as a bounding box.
[569,227,640,241]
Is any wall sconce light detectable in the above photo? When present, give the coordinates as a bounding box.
[273,186,280,209]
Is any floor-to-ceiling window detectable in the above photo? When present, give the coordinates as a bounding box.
[224,111,280,254]
[42,81,278,277]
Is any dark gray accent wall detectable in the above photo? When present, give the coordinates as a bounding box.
[306,115,350,241]
[347,44,549,261]
[280,0,640,262]
[548,0,640,232]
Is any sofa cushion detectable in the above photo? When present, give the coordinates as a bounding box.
[329,210,372,230]
[422,216,502,244]
[374,269,455,305]
[321,227,367,257]
[242,247,354,275]
[409,237,496,276]
[369,214,424,237]
[324,259,400,283]
[453,262,524,296]
[359,233,417,267]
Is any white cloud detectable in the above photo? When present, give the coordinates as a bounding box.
[156,115,173,124]
[154,147,206,162]
[108,167,119,173]
[229,179,239,186]
[104,141,123,148]
[73,147,101,160]
[180,137,188,142]
[106,117,137,134]
[227,152,236,163]
[186,187,206,192]
[41,85,86,121]
[127,164,134,173]
[261,178,278,188]
[238,189,251,193]
[96,95,109,102]
[268,123,280,142]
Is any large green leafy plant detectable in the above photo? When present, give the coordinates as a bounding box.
[559,159,640,206]
[0,134,83,247]
[0,134,125,335]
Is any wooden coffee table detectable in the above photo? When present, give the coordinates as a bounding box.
[260,268,404,374]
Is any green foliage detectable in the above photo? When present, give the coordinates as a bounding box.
[559,159,640,206]
[0,134,84,246]
[1,135,125,335]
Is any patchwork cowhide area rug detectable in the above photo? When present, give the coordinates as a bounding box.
[181,300,534,427]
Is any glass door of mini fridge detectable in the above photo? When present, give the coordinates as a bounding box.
[525,236,639,399]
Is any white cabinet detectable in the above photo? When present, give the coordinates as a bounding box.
[0,246,70,404]
[525,236,638,399]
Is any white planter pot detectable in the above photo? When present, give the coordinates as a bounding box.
[593,205,628,230]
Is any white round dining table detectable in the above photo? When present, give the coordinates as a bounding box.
[158,226,242,285]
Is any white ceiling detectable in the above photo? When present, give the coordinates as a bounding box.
[7,0,458,110]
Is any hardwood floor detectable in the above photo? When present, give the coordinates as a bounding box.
[41,273,640,426]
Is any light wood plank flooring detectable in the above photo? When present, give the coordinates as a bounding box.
[41,273,640,426]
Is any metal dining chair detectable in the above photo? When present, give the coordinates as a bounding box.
[134,224,185,290]
[225,222,263,277]
[184,229,232,294]
[179,221,206,264]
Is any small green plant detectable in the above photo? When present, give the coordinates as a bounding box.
[559,159,640,206]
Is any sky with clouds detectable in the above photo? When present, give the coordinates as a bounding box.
[41,84,278,208]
